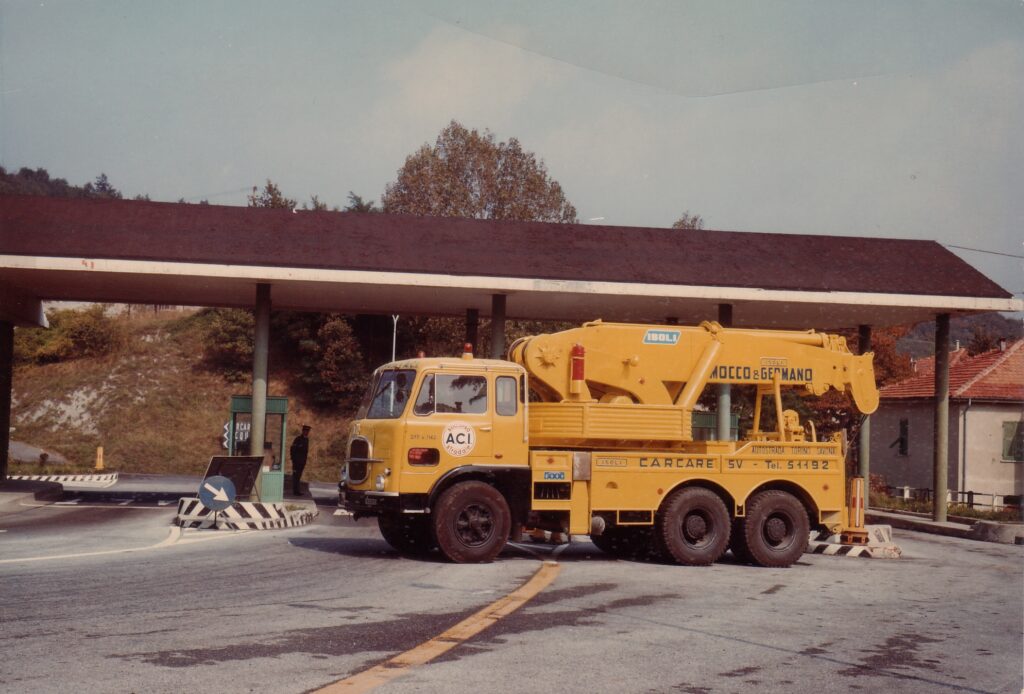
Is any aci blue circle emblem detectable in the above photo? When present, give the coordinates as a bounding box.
[199,475,237,511]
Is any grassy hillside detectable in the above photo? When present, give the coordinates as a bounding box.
[11,310,351,483]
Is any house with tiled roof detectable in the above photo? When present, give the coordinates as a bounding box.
[869,339,1024,505]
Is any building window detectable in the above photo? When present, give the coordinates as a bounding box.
[1003,421,1023,462]
[890,418,909,457]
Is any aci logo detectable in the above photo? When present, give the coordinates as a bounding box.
[643,329,681,345]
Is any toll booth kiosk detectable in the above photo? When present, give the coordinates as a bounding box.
[227,395,288,503]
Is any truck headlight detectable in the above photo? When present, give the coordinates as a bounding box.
[374,474,386,491]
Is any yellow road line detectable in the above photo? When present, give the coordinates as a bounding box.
[317,560,562,693]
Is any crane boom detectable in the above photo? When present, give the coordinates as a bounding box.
[509,320,878,414]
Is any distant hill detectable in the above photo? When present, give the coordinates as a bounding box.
[897,313,1023,358]
[10,310,350,482]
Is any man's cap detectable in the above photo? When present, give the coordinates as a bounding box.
[301,424,312,431]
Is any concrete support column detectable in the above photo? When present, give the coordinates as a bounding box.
[465,308,479,354]
[858,324,872,485]
[717,304,733,440]
[490,294,507,359]
[0,321,13,481]
[933,313,951,522]
[250,283,271,458]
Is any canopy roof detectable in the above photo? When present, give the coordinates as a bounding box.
[1,194,1018,328]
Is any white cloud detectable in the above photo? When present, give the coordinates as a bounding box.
[362,25,573,165]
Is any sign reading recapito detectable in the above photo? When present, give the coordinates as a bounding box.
[442,421,476,457]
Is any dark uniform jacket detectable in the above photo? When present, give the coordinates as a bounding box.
[290,435,309,466]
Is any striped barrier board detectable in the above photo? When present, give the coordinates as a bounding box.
[175,497,318,530]
[805,524,902,559]
[7,472,119,488]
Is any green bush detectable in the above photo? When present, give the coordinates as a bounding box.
[316,316,365,407]
[194,308,254,381]
[14,304,125,363]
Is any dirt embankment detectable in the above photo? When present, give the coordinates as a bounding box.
[11,311,350,482]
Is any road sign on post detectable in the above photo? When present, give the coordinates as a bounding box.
[199,475,236,512]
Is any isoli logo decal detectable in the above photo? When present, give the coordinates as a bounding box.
[643,329,680,345]
[442,421,476,457]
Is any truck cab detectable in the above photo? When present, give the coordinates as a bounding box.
[339,351,530,560]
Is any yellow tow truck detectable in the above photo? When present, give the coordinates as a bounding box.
[338,320,878,567]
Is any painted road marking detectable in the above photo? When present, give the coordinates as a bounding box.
[117,499,133,506]
[55,498,82,505]
[316,561,561,693]
[0,526,254,564]
[20,501,170,511]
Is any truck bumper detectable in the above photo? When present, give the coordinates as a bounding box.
[338,485,428,516]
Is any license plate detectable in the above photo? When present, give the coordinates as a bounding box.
[365,497,377,506]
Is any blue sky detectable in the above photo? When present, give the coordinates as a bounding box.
[1,0,1021,297]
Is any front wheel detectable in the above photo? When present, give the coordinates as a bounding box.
[742,490,810,568]
[657,487,731,566]
[433,482,511,563]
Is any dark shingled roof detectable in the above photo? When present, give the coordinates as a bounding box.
[0,194,1012,299]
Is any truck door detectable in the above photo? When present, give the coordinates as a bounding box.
[492,373,527,466]
[405,372,493,476]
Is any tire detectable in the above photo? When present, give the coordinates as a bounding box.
[742,490,810,568]
[433,481,511,563]
[590,527,650,559]
[377,513,435,555]
[729,518,754,563]
[657,487,731,566]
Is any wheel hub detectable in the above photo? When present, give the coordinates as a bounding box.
[455,504,493,546]
[765,516,788,544]
[684,513,708,541]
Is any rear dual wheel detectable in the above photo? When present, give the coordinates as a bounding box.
[739,490,809,568]
[590,526,654,559]
[656,487,731,566]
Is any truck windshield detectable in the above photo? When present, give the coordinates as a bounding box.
[361,369,416,420]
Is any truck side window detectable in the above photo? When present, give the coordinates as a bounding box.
[496,376,517,416]
[413,374,435,416]
[416,374,487,415]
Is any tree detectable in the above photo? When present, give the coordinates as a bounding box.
[84,173,122,199]
[248,180,296,209]
[345,192,379,213]
[0,167,124,199]
[966,325,999,356]
[672,211,705,230]
[315,317,366,407]
[382,120,577,222]
[303,195,330,211]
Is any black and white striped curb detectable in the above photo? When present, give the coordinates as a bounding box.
[175,497,318,530]
[805,524,902,559]
[7,472,119,488]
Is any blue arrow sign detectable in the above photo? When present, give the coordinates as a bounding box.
[199,475,236,512]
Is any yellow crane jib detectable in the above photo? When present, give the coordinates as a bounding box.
[509,320,878,414]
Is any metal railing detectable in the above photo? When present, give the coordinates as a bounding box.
[883,486,1021,510]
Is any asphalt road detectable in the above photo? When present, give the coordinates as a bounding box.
[0,480,1020,694]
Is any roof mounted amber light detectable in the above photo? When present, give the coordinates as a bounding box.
[462,343,474,360]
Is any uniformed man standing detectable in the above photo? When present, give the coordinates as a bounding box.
[289,425,311,496]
